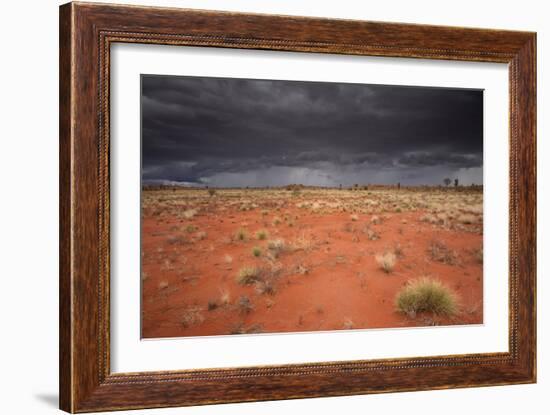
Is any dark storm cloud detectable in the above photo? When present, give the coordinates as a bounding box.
[141,74,483,187]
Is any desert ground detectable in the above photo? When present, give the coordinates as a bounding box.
[141,186,483,338]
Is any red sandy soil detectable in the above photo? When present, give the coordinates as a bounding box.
[141,206,483,338]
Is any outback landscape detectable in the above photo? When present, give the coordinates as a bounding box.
[141,185,483,338]
[141,74,484,338]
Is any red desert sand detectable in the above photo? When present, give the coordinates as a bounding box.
[141,187,483,338]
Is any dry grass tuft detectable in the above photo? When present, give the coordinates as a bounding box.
[181,306,205,328]
[267,239,286,257]
[342,318,354,330]
[255,278,276,296]
[375,252,397,273]
[429,240,459,265]
[182,209,198,219]
[370,215,381,224]
[364,225,380,241]
[393,243,404,258]
[219,288,231,306]
[236,266,261,285]
[234,228,248,241]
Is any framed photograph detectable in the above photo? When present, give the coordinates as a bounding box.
[59,2,536,412]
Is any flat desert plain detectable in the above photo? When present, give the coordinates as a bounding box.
[141,187,483,338]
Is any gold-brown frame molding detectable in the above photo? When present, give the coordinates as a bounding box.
[60,2,536,412]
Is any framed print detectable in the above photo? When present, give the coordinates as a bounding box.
[59,2,536,412]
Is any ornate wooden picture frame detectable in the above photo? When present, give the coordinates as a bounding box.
[59,2,536,412]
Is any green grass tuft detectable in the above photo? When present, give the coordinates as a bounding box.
[396,278,458,317]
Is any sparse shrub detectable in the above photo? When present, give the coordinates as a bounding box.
[252,246,262,257]
[236,266,260,285]
[234,228,248,241]
[364,225,380,241]
[375,252,396,273]
[185,224,197,233]
[272,216,282,225]
[267,239,286,257]
[255,279,276,295]
[208,188,216,197]
[396,278,458,317]
[429,240,459,265]
[207,300,219,311]
[256,230,268,240]
[294,263,309,275]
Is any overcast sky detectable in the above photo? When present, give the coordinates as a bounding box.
[141,75,483,187]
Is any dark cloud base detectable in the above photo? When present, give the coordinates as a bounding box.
[141,74,483,187]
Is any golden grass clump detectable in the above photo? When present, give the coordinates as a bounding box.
[256,229,268,240]
[396,278,458,317]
